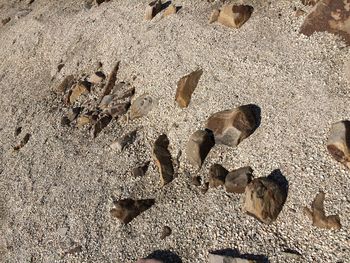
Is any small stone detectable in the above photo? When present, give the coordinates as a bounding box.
[327,120,350,169]
[61,116,70,126]
[145,0,162,20]
[225,166,253,193]
[91,115,112,138]
[89,71,106,84]
[110,198,155,224]
[132,162,150,177]
[69,81,91,104]
[206,104,259,147]
[55,75,75,94]
[209,9,220,23]
[99,95,114,109]
[304,191,341,229]
[191,176,202,186]
[209,164,228,188]
[163,4,177,17]
[244,177,287,224]
[106,102,130,118]
[67,107,81,122]
[152,134,174,186]
[160,226,172,239]
[295,8,306,17]
[64,245,82,256]
[186,129,215,168]
[76,115,91,128]
[209,254,256,263]
[1,17,11,26]
[201,182,209,194]
[14,127,22,137]
[130,94,154,119]
[216,4,254,28]
[57,63,64,72]
[175,69,203,108]
[110,130,137,151]
[14,133,31,151]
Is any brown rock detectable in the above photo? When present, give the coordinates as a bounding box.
[106,102,130,118]
[130,94,154,119]
[145,0,162,20]
[186,130,215,168]
[191,175,202,186]
[205,104,259,147]
[69,81,91,104]
[209,9,220,23]
[76,115,91,128]
[244,177,287,224]
[55,75,75,94]
[295,8,306,17]
[160,226,172,239]
[304,191,341,229]
[91,115,112,138]
[101,62,120,98]
[225,166,253,193]
[152,134,174,186]
[110,198,155,224]
[209,164,228,188]
[175,69,203,108]
[327,120,350,169]
[216,4,253,28]
[163,4,177,17]
[300,0,350,45]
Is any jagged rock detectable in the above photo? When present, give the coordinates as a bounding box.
[160,226,172,239]
[132,162,150,177]
[110,130,137,151]
[209,254,256,263]
[206,104,259,147]
[152,134,174,186]
[225,166,253,193]
[145,0,162,20]
[91,115,112,138]
[304,191,341,229]
[327,120,350,169]
[186,129,215,168]
[55,75,75,94]
[214,4,254,28]
[163,4,177,17]
[14,133,31,151]
[130,94,154,119]
[209,164,228,188]
[300,0,350,45]
[101,62,120,98]
[110,199,155,224]
[244,177,286,224]
[69,81,91,104]
[67,107,81,122]
[175,69,203,108]
[89,71,106,84]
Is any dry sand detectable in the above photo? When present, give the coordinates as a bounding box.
[0,0,350,262]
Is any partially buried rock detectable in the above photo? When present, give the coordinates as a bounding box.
[153,134,174,186]
[137,260,163,263]
[110,130,137,151]
[209,164,228,188]
[160,226,172,239]
[211,4,254,28]
[175,69,203,108]
[186,129,215,168]
[69,81,91,104]
[91,114,112,138]
[145,0,162,20]
[326,120,350,169]
[206,104,259,147]
[1,17,11,26]
[132,162,150,177]
[163,4,177,17]
[303,191,341,229]
[191,175,202,186]
[106,102,130,118]
[55,75,75,94]
[110,198,155,224]
[209,9,220,23]
[14,133,31,151]
[130,94,153,120]
[209,254,256,263]
[243,177,287,224]
[225,166,253,193]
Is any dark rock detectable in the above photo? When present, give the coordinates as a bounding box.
[145,0,162,20]
[209,164,228,188]
[91,115,112,138]
[132,162,150,177]
[14,133,31,151]
[191,176,202,186]
[225,166,253,193]
[160,226,172,240]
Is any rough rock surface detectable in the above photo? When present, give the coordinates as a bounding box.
[225,166,253,194]
[327,120,350,169]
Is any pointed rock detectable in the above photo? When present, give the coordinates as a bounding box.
[130,94,154,119]
[101,62,120,98]
[216,4,253,28]
[163,4,177,17]
[145,0,162,20]
[175,69,203,108]
[225,166,253,193]
[327,120,350,169]
[209,164,228,188]
[91,115,112,138]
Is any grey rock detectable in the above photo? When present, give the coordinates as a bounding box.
[186,130,215,168]
[225,166,253,193]
[209,164,228,188]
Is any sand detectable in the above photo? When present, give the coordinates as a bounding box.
[0,0,349,262]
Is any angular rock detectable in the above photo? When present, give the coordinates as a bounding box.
[300,0,350,45]
[91,115,112,138]
[145,0,162,20]
[55,75,75,94]
[110,130,137,151]
[160,226,172,239]
[243,177,287,224]
[99,95,114,109]
[14,127,22,137]
[327,120,350,169]
[304,191,341,229]
[89,71,106,84]
[67,107,81,122]
[163,4,177,17]
[225,166,253,193]
[209,164,228,188]
[130,94,154,119]
[132,162,150,177]
[14,133,31,151]
[152,134,174,186]
[215,4,254,29]
[101,62,120,98]
[186,129,215,168]
[209,254,256,263]
[110,198,155,224]
[69,81,91,104]
[206,104,259,147]
[175,69,203,108]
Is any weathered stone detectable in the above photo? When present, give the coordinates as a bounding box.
[209,9,220,23]
[110,198,155,224]
[110,130,137,151]
[300,0,350,45]
[14,133,31,151]
[215,4,254,28]
[163,4,177,17]
[304,191,341,229]
[55,75,75,94]
[244,177,287,224]
[209,164,228,188]
[175,69,203,108]
[160,226,172,239]
[91,115,112,138]
[130,94,153,119]
[206,104,259,147]
[327,120,350,169]
[89,71,106,84]
[186,130,215,168]
[145,0,162,20]
[209,254,256,263]
[69,81,91,104]
[225,166,253,193]
[152,134,174,186]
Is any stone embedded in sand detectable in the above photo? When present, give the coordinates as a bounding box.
[101,62,120,98]
[130,94,154,119]
[215,4,254,29]
[91,115,112,138]
[206,105,259,147]
[89,71,106,84]
[175,69,203,108]
[69,81,91,104]
[67,107,81,122]
[209,9,220,23]
[225,166,253,194]
[186,130,215,168]
[201,182,209,194]
[244,177,287,224]
[209,254,256,263]
[110,130,137,151]
[163,4,177,17]
[55,75,75,94]
[145,0,162,20]
[209,164,229,188]
[191,175,202,186]
[152,134,174,186]
[99,95,114,109]
[300,0,350,45]
[132,162,150,177]
[304,191,341,230]
[14,133,31,151]
[160,226,172,240]
[110,198,155,224]
[327,120,350,169]
[1,17,11,26]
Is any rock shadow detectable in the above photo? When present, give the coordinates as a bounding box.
[210,248,269,263]
[244,103,261,130]
[267,169,289,204]
[146,250,182,263]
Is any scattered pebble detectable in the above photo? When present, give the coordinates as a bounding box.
[327,120,350,169]
[175,69,203,108]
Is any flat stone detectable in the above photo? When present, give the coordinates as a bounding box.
[163,4,177,17]
[110,198,155,224]
[327,120,350,169]
[110,130,137,151]
[186,129,215,168]
[216,4,254,28]
[152,134,174,186]
[244,177,287,224]
[209,164,228,188]
[145,0,162,20]
[130,94,153,119]
[175,69,203,108]
[205,104,259,147]
[225,166,253,193]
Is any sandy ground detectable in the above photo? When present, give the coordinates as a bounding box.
[0,0,350,262]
